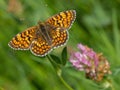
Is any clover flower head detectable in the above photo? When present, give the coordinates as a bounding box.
[70,43,111,81]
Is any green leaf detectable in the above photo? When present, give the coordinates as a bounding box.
[46,55,61,72]
[50,54,62,65]
[61,47,67,65]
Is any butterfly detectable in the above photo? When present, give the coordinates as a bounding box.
[8,10,76,57]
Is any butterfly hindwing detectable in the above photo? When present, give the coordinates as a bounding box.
[30,36,51,56]
[49,27,68,48]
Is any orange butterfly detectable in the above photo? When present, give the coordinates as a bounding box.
[8,10,76,57]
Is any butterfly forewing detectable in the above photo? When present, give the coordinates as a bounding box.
[8,26,37,50]
[46,10,76,29]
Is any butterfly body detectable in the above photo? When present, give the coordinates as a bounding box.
[37,22,52,45]
[8,10,76,57]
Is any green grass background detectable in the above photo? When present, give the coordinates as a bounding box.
[0,0,120,90]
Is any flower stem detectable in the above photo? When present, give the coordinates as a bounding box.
[46,55,73,90]
[59,75,73,90]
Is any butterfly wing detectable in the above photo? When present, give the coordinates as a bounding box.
[45,10,76,48]
[30,35,51,57]
[8,26,37,50]
[49,27,69,48]
[45,10,76,29]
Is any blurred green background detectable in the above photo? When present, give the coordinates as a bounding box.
[0,0,120,90]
